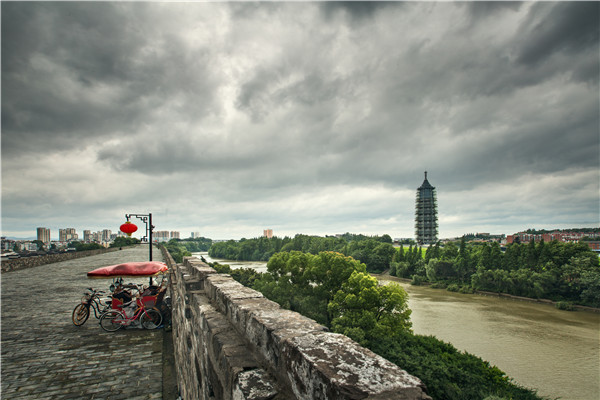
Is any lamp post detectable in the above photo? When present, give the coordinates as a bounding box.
[123,213,154,261]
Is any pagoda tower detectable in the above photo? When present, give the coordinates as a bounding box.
[415,171,438,244]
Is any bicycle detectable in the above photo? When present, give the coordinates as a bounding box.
[98,299,162,332]
[72,288,109,326]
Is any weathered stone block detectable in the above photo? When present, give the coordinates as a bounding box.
[232,369,280,400]
[282,332,431,400]
[184,257,216,281]
[227,297,280,336]
[245,308,327,373]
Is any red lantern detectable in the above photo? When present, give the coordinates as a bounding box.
[120,221,138,237]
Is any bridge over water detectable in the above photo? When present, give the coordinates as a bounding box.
[1,245,174,400]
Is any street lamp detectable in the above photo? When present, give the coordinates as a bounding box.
[122,213,154,261]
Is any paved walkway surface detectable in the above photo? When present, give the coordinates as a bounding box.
[1,245,168,400]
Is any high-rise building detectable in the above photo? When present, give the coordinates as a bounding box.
[154,231,170,242]
[59,228,78,242]
[170,231,180,240]
[191,232,202,239]
[415,171,438,245]
[102,229,112,242]
[263,229,273,239]
[37,227,51,243]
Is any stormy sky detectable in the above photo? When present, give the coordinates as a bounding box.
[2,1,599,241]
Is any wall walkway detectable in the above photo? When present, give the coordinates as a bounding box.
[1,245,166,400]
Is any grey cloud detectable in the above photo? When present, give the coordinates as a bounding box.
[463,1,522,20]
[319,1,400,22]
[2,2,221,157]
[515,2,599,68]
[2,2,598,240]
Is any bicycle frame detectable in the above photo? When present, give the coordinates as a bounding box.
[112,301,154,327]
[87,296,109,319]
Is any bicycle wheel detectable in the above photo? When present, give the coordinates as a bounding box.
[140,308,162,329]
[99,310,125,332]
[72,304,90,326]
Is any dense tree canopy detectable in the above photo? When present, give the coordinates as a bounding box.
[209,233,403,273]
[210,234,599,307]
[69,240,105,251]
[328,271,411,346]
[110,236,140,248]
[392,239,599,308]
[253,251,368,325]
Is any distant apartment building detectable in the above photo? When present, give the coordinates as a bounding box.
[191,232,202,239]
[59,228,78,242]
[154,231,170,242]
[22,242,39,251]
[1,237,15,251]
[102,229,112,242]
[506,230,600,245]
[170,231,180,240]
[37,227,51,243]
[263,229,273,239]
[83,230,92,242]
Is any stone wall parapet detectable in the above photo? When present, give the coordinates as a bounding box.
[169,255,430,400]
[1,247,119,273]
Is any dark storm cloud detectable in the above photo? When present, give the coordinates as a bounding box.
[515,2,599,68]
[319,1,399,22]
[463,1,522,18]
[2,2,220,156]
[1,2,598,239]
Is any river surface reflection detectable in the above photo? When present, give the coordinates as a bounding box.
[195,253,599,400]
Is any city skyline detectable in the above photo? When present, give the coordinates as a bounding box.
[2,2,599,240]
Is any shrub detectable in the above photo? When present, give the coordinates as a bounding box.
[447,284,460,292]
[555,301,575,311]
[411,274,426,286]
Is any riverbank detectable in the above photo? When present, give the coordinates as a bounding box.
[373,272,600,313]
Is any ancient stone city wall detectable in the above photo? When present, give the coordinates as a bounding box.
[160,248,431,400]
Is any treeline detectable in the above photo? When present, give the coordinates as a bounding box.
[162,237,212,263]
[210,234,599,307]
[209,233,397,272]
[391,238,600,308]
[170,237,212,252]
[213,251,542,400]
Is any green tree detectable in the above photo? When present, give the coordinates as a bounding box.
[110,236,140,247]
[328,271,412,346]
[580,269,600,307]
[426,259,456,282]
[254,251,366,326]
[442,242,458,260]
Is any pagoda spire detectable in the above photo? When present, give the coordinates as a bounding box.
[415,171,438,245]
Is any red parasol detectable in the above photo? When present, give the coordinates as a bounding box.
[87,261,168,278]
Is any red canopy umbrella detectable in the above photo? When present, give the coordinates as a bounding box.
[87,261,168,278]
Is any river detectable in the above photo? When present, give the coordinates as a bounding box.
[195,253,600,400]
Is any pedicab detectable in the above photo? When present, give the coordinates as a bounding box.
[85,261,170,331]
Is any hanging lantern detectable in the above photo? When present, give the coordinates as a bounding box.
[120,221,138,237]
